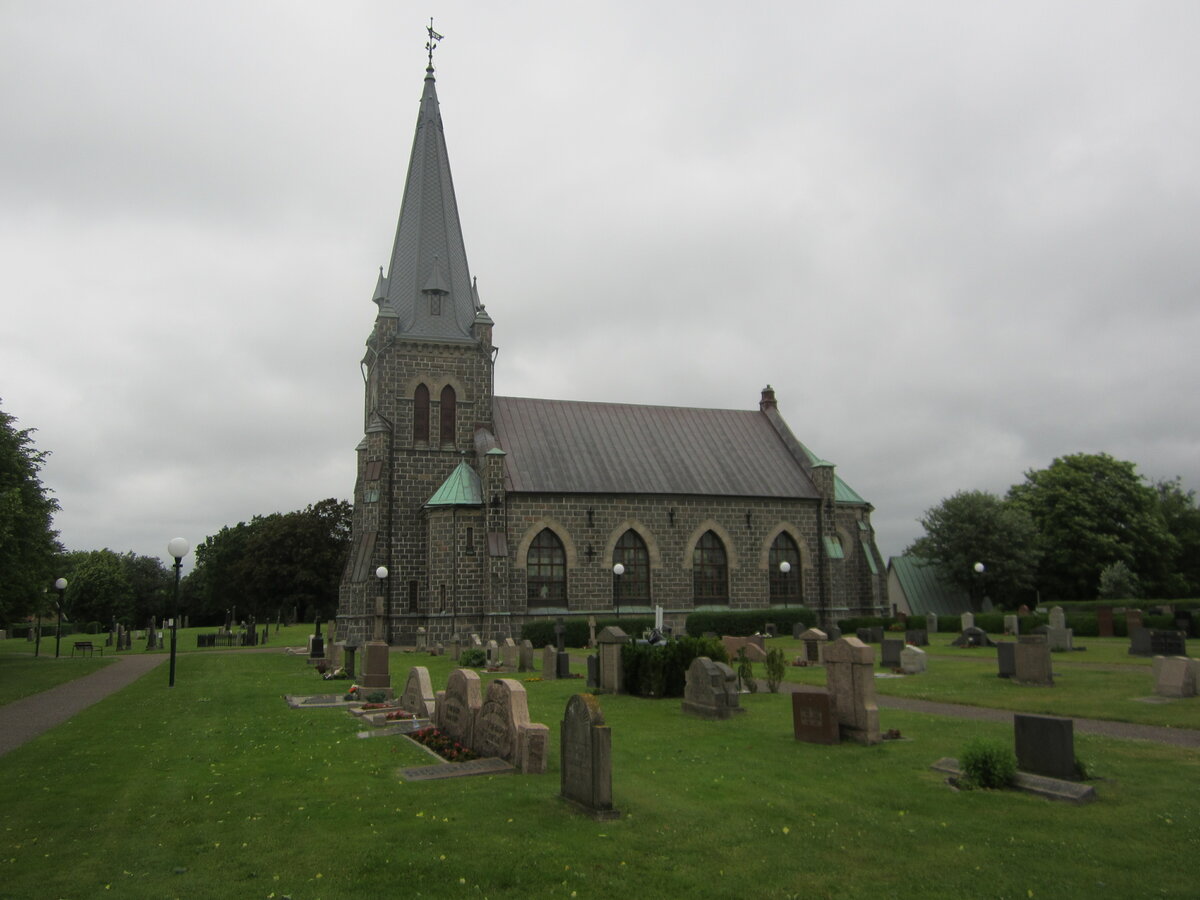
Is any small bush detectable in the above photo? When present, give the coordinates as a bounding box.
[765,648,786,693]
[458,648,486,668]
[365,691,387,704]
[686,608,815,638]
[960,739,1016,789]
[736,648,757,693]
[521,617,654,648]
[620,636,727,698]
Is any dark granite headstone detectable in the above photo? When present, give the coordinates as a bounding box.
[880,638,904,668]
[996,642,1015,678]
[586,655,599,689]
[1014,713,1076,780]
[904,629,929,647]
[1174,610,1194,636]
[1128,627,1152,656]
[825,625,842,641]
[1097,606,1114,638]
[556,651,571,678]
[791,691,839,744]
[560,694,618,820]
[1150,630,1187,657]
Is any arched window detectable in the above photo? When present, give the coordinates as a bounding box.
[769,532,802,606]
[527,529,566,608]
[440,385,456,446]
[692,531,728,604]
[413,384,430,444]
[613,530,650,607]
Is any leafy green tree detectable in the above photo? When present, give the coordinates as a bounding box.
[1098,560,1140,600]
[906,490,1041,609]
[1153,478,1200,598]
[0,400,62,624]
[1008,453,1174,601]
[59,549,133,626]
[189,499,351,625]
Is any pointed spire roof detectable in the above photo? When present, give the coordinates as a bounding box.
[377,57,477,342]
[425,460,483,507]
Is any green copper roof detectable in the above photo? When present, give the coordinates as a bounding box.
[888,556,972,616]
[425,461,483,507]
[796,440,867,505]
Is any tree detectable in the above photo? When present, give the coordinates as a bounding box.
[0,400,62,624]
[1008,453,1174,601]
[188,499,352,624]
[59,549,133,626]
[1098,561,1140,600]
[1153,478,1200,598]
[906,489,1041,609]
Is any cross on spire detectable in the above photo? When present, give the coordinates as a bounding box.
[426,18,444,71]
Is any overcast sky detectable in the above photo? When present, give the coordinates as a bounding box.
[3,1,1199,574]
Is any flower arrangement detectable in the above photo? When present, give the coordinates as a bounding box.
[524,677,543,683]
[410,727,479,762]
[385,710,414,721]
[342,685,360,701]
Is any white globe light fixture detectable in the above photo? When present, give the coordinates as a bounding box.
[612,563,625,576]
[779,561,791,574]
[166,538,191,687]
[376,566,389,580]
[973,562,985,574]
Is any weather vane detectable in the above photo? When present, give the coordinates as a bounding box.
[426,18,444,70]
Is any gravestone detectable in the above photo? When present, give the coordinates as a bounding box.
[825,625,842,641]
[904,629,928,647]
[680,657,744,719]
[586,655,599,689]
[996,642,1016,678]
[400,666,436,718]
[587,615,597,649]
[146,618,158,651]
[556,650,571,678]
[360,640,392,695]
[596,626,629,693]
[799,628,828,664]
[518,639,534,672]
[926,613,938,635]
[900,645,927,675]
[501,638,518,670]
[1174,609,1194,636]
[1097,606,1115,638]
[764,622,777,638]
[823,637,881,745]
[471,678,549,774]
[1003,615,1019,636]
[1017,604,1030,617]
[447,638,461,661]
[554,618,567,652]
[880,638,904,669]
[792,622,808,640]
[791,690,839,744]
[950,626,995,648]
[1150,630,1187,657]
[436,668,482,748]
[722,635,767,662]
[560,694,619,819]
[486,639,500,668]
[854,626,884,644]
[960,612,975,631]
[1014,713,1077,780]
[1154,656,1197,698]
[1128,627,1152,656]
[343,645,356,678]
[1013,636,1053,686]
[310,619,324,660]
[1126,609,1144,633]
[415,626,427,650]
[542,645,558,680]
[1046,606,1073,651]
[470,633,483,648]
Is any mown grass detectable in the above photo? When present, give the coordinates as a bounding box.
[1,648,1198,898]
[0,656,115,705]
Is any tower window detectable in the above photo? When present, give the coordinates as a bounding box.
[440,385,456,445]
[413,384,430,444]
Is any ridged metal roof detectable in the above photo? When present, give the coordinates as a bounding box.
[888,556,972,616]
[377,67,477,342]
[492,396,821,499]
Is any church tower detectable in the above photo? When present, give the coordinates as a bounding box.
[337,31,495,648]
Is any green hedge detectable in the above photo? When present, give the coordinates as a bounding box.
[685,608,815,638]
[839,612,1181,638]
[620,636,727,698]
[520,617,654,648]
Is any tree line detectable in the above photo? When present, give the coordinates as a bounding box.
[1,397,350,630]
[908,452,1200,608]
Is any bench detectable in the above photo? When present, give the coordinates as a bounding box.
[71,641,103,657]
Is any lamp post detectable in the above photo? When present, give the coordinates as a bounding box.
[375,566,389,642]
[53,578,67,658]
[167,538,190,687]
[973,561,985,611]
[612,563,625,618]
[779,560,792,608]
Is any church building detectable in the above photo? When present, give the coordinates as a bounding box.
[336,47,887,647]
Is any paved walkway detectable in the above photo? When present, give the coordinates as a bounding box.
[0,654,167,758]
[770,681,1200,749]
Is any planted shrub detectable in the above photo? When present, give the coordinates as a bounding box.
[960,739,1017,789]
[520,617,654,648]
[736,647,757,693]
[686,608,814,638]
[620,636,726,698]
[765,648,786,693]
[458,647,486,668]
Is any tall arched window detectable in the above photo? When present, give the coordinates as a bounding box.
[527,529,566,608]
[440,385,457,446]
[413,384,430,444]
[692,531,728,604]
[613,530,650,607]
[769,532,802,606]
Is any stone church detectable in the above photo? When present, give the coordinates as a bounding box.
[336,52,887,647]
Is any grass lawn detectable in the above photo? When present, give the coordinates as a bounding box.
[1,648,1198,898]
[0,656,115,706]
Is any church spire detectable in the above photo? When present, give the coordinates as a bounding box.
[374,22,478,342]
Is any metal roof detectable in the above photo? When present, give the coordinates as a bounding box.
[377,67,478,342]
[888,556,972,616]
[492,396,821,499]
[425,460,483,507]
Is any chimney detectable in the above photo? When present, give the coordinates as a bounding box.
[759,385,777,412]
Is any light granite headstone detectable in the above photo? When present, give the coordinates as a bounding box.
[680,657,744,719]
[400,666,436,718]
[1154,656,1197,698]
[475,678,549,774]
[436,668,482,748]
[486,639,500,668]
[1004,615,1019,636]
[1046,606,1073,651]
[360,640,392,695]
[542,645,558,680]
[596,626,629,693]
[1014,636,1053,686]
[560,694,619,819]
[926,613,938,634]
[823,637,880,744]
[501,638,518,669]
[900,645,927,674]
[799,627,828,664]
[721,635,767,662]
[518,639,534,672]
